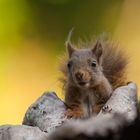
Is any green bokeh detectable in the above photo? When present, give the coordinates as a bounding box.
[0,0,124,49]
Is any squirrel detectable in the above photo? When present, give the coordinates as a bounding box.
[59,31,128,119]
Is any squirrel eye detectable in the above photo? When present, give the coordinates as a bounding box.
[67,62,71,69]
[91,60,96,67]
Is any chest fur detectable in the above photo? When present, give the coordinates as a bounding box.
[80,89,99,118]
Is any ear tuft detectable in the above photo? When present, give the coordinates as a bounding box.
[65,28,75,57]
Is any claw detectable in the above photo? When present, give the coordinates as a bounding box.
[102,105,112,113]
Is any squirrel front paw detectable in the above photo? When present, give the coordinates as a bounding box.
[64,109,83,119]
[102,105,112,113]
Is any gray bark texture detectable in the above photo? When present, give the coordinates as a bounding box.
[23,92,67,133]
[0,125,47,140]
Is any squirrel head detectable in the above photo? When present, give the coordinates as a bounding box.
[66,41,104,89]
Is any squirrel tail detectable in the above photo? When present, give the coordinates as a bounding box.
[101,39,128,89]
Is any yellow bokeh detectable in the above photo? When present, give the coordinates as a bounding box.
[0,41,61,124]
[114,0,140,98]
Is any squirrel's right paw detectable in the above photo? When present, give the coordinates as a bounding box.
[64,109,83,119]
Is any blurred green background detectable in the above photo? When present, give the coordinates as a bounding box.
[0,0,140,124]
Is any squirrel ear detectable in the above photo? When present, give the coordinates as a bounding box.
[65,42,75,57]
[65,28,75,57]
[92,41,103,63]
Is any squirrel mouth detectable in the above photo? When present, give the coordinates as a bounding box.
[78,81,89,87]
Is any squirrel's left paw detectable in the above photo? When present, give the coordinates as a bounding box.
[64,109,83,119]
[102,105,112,113]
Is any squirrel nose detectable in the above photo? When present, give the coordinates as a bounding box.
[75,71,84,81]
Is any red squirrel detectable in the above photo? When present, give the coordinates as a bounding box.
[59,32,128,119]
